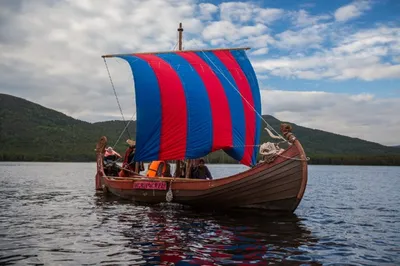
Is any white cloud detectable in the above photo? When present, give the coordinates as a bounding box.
[251,47,269,55]
[220,2,253,23]
[334,0,371,22]
[275,24,328,50]
[202,21,268,44]
[237,34,275,50]
[349,93,374,102]
[334,26,400,54]
[255,26,400,81]
[290,9,331,27]
[198,3,218,20]
[219,2,283,24]
[255,7,285,24]
[335,64,400,80]
[260,90,400,146]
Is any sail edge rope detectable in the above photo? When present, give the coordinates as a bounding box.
[103,57,132,141]
[112,112,136,149]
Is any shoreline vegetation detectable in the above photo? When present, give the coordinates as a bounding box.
[1,93,399,166]
[1,153,399,166]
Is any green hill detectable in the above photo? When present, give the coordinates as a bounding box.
[1,93,399,165]
[0,93,135,161]
[258,116,400,165]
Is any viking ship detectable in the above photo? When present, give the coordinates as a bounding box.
[95,23,308,213]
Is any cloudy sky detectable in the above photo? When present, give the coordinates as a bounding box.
[0,0,399,146]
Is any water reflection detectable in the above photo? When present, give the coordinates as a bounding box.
[95,194,321,265]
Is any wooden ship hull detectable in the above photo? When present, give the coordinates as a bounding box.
[95,134,308,214]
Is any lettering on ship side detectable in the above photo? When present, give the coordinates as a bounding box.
[133,181,167,190]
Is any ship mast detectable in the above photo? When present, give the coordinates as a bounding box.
[176,22,192,178]
[178,22,183,51]
[102,22,248,58]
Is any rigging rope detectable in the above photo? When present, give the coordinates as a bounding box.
[171,30,179,50]
[103,57,132,140]
[200,51,286,142]
[112,112,136,149]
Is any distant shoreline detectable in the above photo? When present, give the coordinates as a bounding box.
[1,158,399,166]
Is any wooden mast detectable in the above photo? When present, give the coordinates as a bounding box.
[177,22,192,179]
[173,23,183,178]
[101,22,249,58]
[178,22,183,51]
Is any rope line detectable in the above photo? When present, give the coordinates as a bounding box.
[103,57,131,140]
[112,112,136,149]
[171,30,178,50]
[200,51,286,141]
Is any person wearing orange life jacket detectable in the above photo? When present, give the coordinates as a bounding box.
[146,160,172,177]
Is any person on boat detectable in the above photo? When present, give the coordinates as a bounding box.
[119,139,136,177]
[191,159,212,180]
[103,146,121,176]
[178,160,187,178]
[104,146,121,164]
[164,162,172,177]
[146,160,172,177]
[173,160,186,178]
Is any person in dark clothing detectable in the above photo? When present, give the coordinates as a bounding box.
[119,139,139,177]
[191,159,212,180]
[175,160,186,178]
[103,147,122,176]
[104,147,121,164]
[163,161,172,177]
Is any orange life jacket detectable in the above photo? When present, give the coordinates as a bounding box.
[146,161,167,177]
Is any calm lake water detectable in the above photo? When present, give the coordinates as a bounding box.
[0,162,399,265]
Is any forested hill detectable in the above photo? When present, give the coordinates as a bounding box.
[0,93,136,161]
[1,93,399,165]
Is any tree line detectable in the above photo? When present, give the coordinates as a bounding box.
[1,151,399,166]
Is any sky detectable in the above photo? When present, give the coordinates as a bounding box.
[0,0,399,146]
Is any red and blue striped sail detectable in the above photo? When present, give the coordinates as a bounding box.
[116,48,261,166]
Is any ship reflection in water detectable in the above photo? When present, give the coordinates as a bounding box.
[95,194,320,265]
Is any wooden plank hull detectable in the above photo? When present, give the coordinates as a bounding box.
[95,135,308,214]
